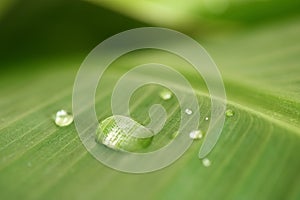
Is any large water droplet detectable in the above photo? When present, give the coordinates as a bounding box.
[225,109,234,117]
[202,158,211,167]
[185,108,193,115]
[189,130,203,140]
[96,115,154,152]
[55,110,73,127]
[159,89,172,100]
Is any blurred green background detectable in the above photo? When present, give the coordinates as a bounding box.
[1,0,300,63]
[0,0,300,200]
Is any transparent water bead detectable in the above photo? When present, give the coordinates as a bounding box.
[202,158,211,167]
[96,115,154,152]
[159,89,172,100]
[225,109,234,117]
[205,117,209,121]
[185,108,193,115]
[189,130,203,140]
[55,110,73,127]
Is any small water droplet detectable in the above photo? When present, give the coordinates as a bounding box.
[96,115,153,152]
[185,108,193,115]
[189,130,203,140]
[202,158,211,167]
[225,109,234,117]
[55,110,73,127]
[159,90,172,100]
[205,117,209,121]
[27,162,32,167]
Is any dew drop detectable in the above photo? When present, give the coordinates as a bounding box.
[189,130,203,140]
[225,109,234,117]
[185,108,193,115]
[202,158,211,167]
[96,115,154,152]
[55,110,73,127]
[27,162,32,167]
[205,117,209,121]
[159,90,172,100]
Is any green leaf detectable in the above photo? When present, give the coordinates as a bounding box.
[0,3,300,200]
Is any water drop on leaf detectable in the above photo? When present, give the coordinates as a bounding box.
[189,130,203,140]
[185,108,193,115]
[96,115,154,152]
[225,109,234,117]
[54,110,73,127]
[159,89,172,100]
[202,158,211,167]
